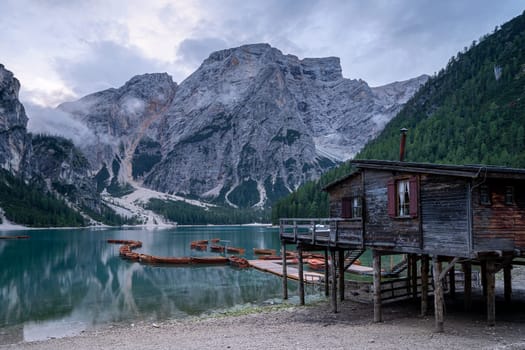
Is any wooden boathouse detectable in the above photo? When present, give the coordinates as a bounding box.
[280,159,525,332]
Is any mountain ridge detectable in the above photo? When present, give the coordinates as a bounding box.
[59,43,427,207]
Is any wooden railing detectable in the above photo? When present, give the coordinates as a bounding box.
[279,218,363,246]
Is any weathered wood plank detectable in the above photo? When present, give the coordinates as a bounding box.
[373,251,382,323]
[433,257,444,332]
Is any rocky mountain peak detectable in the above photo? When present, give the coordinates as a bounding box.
[57,43,427,208]
[0,64,30,174]
[57,72,178,185]
[0,64,28,131]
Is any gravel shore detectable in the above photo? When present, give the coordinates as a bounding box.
[2,296,525,350]
[3,268,525,350]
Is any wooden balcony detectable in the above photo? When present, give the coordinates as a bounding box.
[279,218,364,249]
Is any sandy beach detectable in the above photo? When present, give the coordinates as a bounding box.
[2,291,525,350]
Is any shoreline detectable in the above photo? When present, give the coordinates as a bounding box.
[0,223,274,232]
[2,298,525,350]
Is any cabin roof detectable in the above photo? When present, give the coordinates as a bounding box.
[323,159,525,191]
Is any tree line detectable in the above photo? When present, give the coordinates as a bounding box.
[272,11,525,222]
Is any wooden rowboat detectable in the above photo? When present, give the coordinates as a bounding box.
[190,240,208,248]
[0,235,30,240]
[193,243,208,251]
[191,256,229,264]
[229,256,250,268]
[253,248,276,255]
[226,247,245,254]
[257,255,281,260]
[307,258,325,271]
[122,252,140,261]
[210,245,225,252]
[139,254,156,263]
[153,256,192,264]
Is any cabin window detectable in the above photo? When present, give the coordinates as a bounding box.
[480,185,491,205]
[505,186,514,205]
[341,197,352,218]
[352,196,362,218]
[397,180,411,217]
[342,196,362,219]
[388,176,419,218]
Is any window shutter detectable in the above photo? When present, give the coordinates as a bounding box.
[409,176,419,218]
[387,180,396,217]
[342,197,351,218]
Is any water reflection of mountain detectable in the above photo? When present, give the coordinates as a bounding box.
[0,227,290,330]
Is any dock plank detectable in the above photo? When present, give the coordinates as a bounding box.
[248,260,324,284]
[248,260,374,283]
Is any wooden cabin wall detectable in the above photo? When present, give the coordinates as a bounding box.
[363,170,420,249]
[420,175,470,257]
[328,174,363,245]
[335,220,363,244]
[472,179,525,252]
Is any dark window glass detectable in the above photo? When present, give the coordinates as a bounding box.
[505,186,514,205]
[480,185,491,205]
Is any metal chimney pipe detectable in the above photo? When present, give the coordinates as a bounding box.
[399,128,408,162]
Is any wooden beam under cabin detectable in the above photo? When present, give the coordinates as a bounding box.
[324,248,329,297]
[298,244,305,306]
[373,250,382,323]
[282,241,288,300]
[462,261,472,311]
[504,264,512,303]
[486,260,496,326]
[421,255,429,316]
[411,254,418,300]
[338,250,345,302]
[331,249,338,313]
[433,256,444,332]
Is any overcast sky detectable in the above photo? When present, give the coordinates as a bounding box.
[1,0,523,109]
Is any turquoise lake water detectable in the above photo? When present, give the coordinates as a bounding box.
[0,226,325,343]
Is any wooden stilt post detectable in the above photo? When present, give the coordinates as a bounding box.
[449,263,456,299]
[282,241,288,300]
[373,250,382,323]
[421,255,429,316]
[331,249,338,313]
[462,262,472,311]
[486,260,496,326]
[411,254,418,300]
[481,261,487,297]
[297,244,305,306]
[504,264,512,303]
[433,256,444,332]
[406,254,412,295]
[324,248,329,296]
[338,250,345,302]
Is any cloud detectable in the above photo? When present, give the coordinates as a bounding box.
[26,103,97,145]
[1,0,523,111]
[54,41,168,97]
[176,38,229,67]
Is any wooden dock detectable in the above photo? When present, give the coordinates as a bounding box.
[248,260,324,284]
[248,259,374,284]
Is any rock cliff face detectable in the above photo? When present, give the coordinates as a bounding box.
[31,135,99,210]
[59,44,428,207]
[58,73,178,186]
[0,64,104,217]
[0,64,31,175]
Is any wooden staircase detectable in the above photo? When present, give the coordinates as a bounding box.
[343,249,366,271]
[388,257,409,277]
